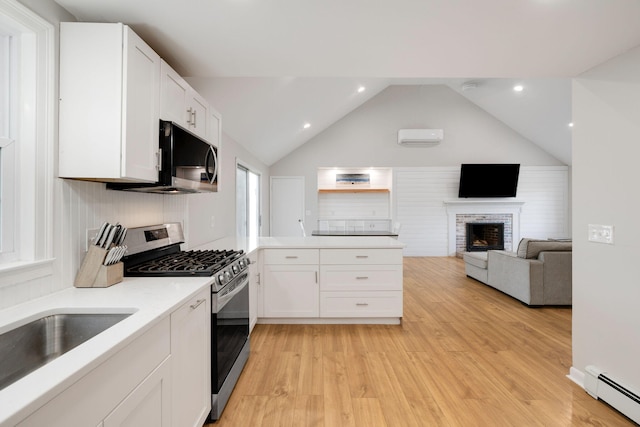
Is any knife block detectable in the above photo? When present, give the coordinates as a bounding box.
[74,245,124,288]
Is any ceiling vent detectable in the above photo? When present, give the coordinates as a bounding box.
[398,129,443,146]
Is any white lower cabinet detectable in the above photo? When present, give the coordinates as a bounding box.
[248,250,259,330]
[103,357,171,427]
[262,249,319,318]
[319,249,403,318]
[170,288,211,427]
[263,265,319,317]
[18,289,212,427]
[260,247,403,321]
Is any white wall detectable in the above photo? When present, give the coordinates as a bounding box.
[270,84,566,236]
[571,46,640,393]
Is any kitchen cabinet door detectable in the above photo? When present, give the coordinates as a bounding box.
[103,357,171,427]
[121,27,161,181]
[159,60,209,140]
[170,289,211,427]
[186,89,208,139]
[59,23,160,182]
[159,60,190,127]
[263,265,319,317]
[208,105,222,148]
[248,251,259,331]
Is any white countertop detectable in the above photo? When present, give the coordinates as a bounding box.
[0,235,403,425]
[195,235,405,253]
[0,275,213,426]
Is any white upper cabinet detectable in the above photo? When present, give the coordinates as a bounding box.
[208,105,222,148]
[59,23,161,182]
[160,60,209,140]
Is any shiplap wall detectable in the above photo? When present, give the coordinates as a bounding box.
[394,166,569,256]
[518,167,570,239]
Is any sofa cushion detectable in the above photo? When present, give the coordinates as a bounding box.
[517,238,572,259]
[463,252,488,269]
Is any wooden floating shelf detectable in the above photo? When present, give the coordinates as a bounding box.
[318,188,390,193]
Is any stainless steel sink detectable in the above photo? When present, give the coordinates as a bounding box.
[0,313,131,391]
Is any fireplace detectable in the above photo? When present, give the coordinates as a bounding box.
[466,222,505,252]
[445,199,524,256]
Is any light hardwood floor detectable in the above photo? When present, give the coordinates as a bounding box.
[208,257,634,426]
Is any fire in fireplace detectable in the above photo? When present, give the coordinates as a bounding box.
[466,222,505,252]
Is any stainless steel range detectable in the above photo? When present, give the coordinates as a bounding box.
[122,223,249,421]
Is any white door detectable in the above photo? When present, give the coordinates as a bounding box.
[270,176,305,237]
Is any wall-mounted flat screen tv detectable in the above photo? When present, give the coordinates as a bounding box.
[458,163,520,198]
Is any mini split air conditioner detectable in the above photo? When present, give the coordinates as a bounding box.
[398,129,443,146]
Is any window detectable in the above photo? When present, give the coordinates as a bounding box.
[0,30,16,261]
[0,1,54,274]
[236,163,261,239]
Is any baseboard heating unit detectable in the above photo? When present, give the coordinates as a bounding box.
[584,365,640,424]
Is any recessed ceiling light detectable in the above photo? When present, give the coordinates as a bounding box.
[357,86,366,93]
[303,123,311,129]
[568,122,574,127]
[513,85,524,92]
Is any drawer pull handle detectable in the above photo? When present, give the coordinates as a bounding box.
[356,303,369,306]
[356,276,369,280]
[356,255,369,259]
[285,256,298,259]
[190,298,206,310]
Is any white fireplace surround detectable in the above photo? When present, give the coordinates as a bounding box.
[444,199,525,256]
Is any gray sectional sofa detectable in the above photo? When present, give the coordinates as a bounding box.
[463,238,572,306]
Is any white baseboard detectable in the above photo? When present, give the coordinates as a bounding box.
[567,366,586,388]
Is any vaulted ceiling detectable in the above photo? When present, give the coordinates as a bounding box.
[55,0,640,166]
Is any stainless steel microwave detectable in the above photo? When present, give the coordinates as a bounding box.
[107,120,218,194]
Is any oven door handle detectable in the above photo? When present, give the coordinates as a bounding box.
[216,272,249,311]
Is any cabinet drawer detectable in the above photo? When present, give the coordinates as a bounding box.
[263,249,319,265]
[320,265,402,291]
[320,291,402,317]
[320,249,402,265]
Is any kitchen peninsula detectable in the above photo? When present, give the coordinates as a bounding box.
[200,236,405,326]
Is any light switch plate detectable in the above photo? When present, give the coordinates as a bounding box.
[588,224,614,244]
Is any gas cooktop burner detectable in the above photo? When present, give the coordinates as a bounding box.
[126,249,242,276]
[125,249,244,277]
[120,223,249,291]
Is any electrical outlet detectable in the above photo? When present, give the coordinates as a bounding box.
[588,224,614,244]
[86,228,99,251]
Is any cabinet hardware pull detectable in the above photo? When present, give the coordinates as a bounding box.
[315,271,318,283]
[156,149,162,171]
[285,256,298,259]
[257,273,260,285]
[186,107,193,125]
[356,276,369,280]
[192,110,197,127]
[356,255,369,259]
[190,298,206,310]
[356,303,369,306]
